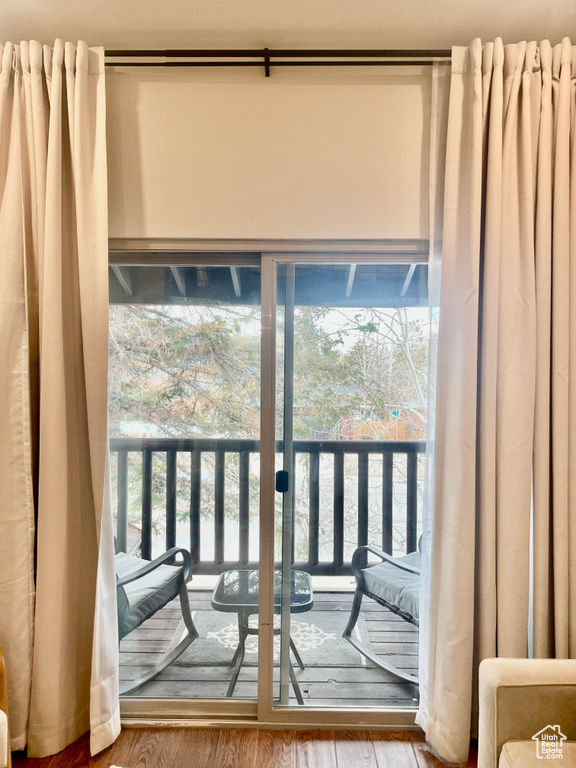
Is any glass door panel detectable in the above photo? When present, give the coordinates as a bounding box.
[271,260,428,709]
[108,260,262,700]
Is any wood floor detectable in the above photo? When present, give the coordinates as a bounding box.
[120,589,419,706]
[12,727,478,767]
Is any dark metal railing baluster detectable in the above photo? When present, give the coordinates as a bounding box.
[406,450,418,553]
[141,448,153,560]
[239,451,250,565]
[214,450,225,564]
[334,452,344,568]
[309,450,320,567]
[190,448,201,567]
[166,449,177,550]
[116,449,128,552]
[382,451,393,554]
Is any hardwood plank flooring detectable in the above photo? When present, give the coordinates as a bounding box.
[12,728,478,767]
[258,730,294,768]
[173,726,216,766]
[211,728,259,768]
[371,730,418,768]
[294,730,338,768]
[334,730,379,768]
[119,590,419,706]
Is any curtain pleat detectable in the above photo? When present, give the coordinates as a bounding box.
[0,42,36,753]
[0,40,119,758]
[422,37,576,764]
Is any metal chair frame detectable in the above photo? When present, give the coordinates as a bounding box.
[117,547,198,695]
[342,544,420,688]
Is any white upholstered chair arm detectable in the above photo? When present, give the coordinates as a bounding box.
[478,658,576,768]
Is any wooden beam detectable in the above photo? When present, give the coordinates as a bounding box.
[345,264,357,297]
[111,265,133,296]
[230,266,241,297]
[400,263,417,297]
[170,266,187,296]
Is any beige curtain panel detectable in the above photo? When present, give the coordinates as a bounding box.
[420,37,576,764]
[0,40,119,757]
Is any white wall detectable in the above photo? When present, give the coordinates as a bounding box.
[106,66,432,240]
[4,0,576,54]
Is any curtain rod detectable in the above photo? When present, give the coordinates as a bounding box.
[104,48,451,75]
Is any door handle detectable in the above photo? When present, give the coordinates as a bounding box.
[275,470,289,493]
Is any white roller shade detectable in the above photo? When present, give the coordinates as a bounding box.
[106,66,432,240]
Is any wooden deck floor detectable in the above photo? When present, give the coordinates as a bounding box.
[120,589,419,707]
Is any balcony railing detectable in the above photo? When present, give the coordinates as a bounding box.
[110,437,425,576]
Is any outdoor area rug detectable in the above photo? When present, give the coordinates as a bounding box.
[167,608,375,667]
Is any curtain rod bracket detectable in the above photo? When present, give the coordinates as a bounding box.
[264,48,271,78]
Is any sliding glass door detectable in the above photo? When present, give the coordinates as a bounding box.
[109,245,429,724]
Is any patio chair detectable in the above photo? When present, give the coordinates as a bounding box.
[342,543,420,686]
[116,545,199,694]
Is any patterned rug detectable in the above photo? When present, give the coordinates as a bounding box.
[167,608,375,667]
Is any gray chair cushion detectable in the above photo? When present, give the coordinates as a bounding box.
[116,551,183,640]
[362,551,420,620]
[499,740,576,767]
